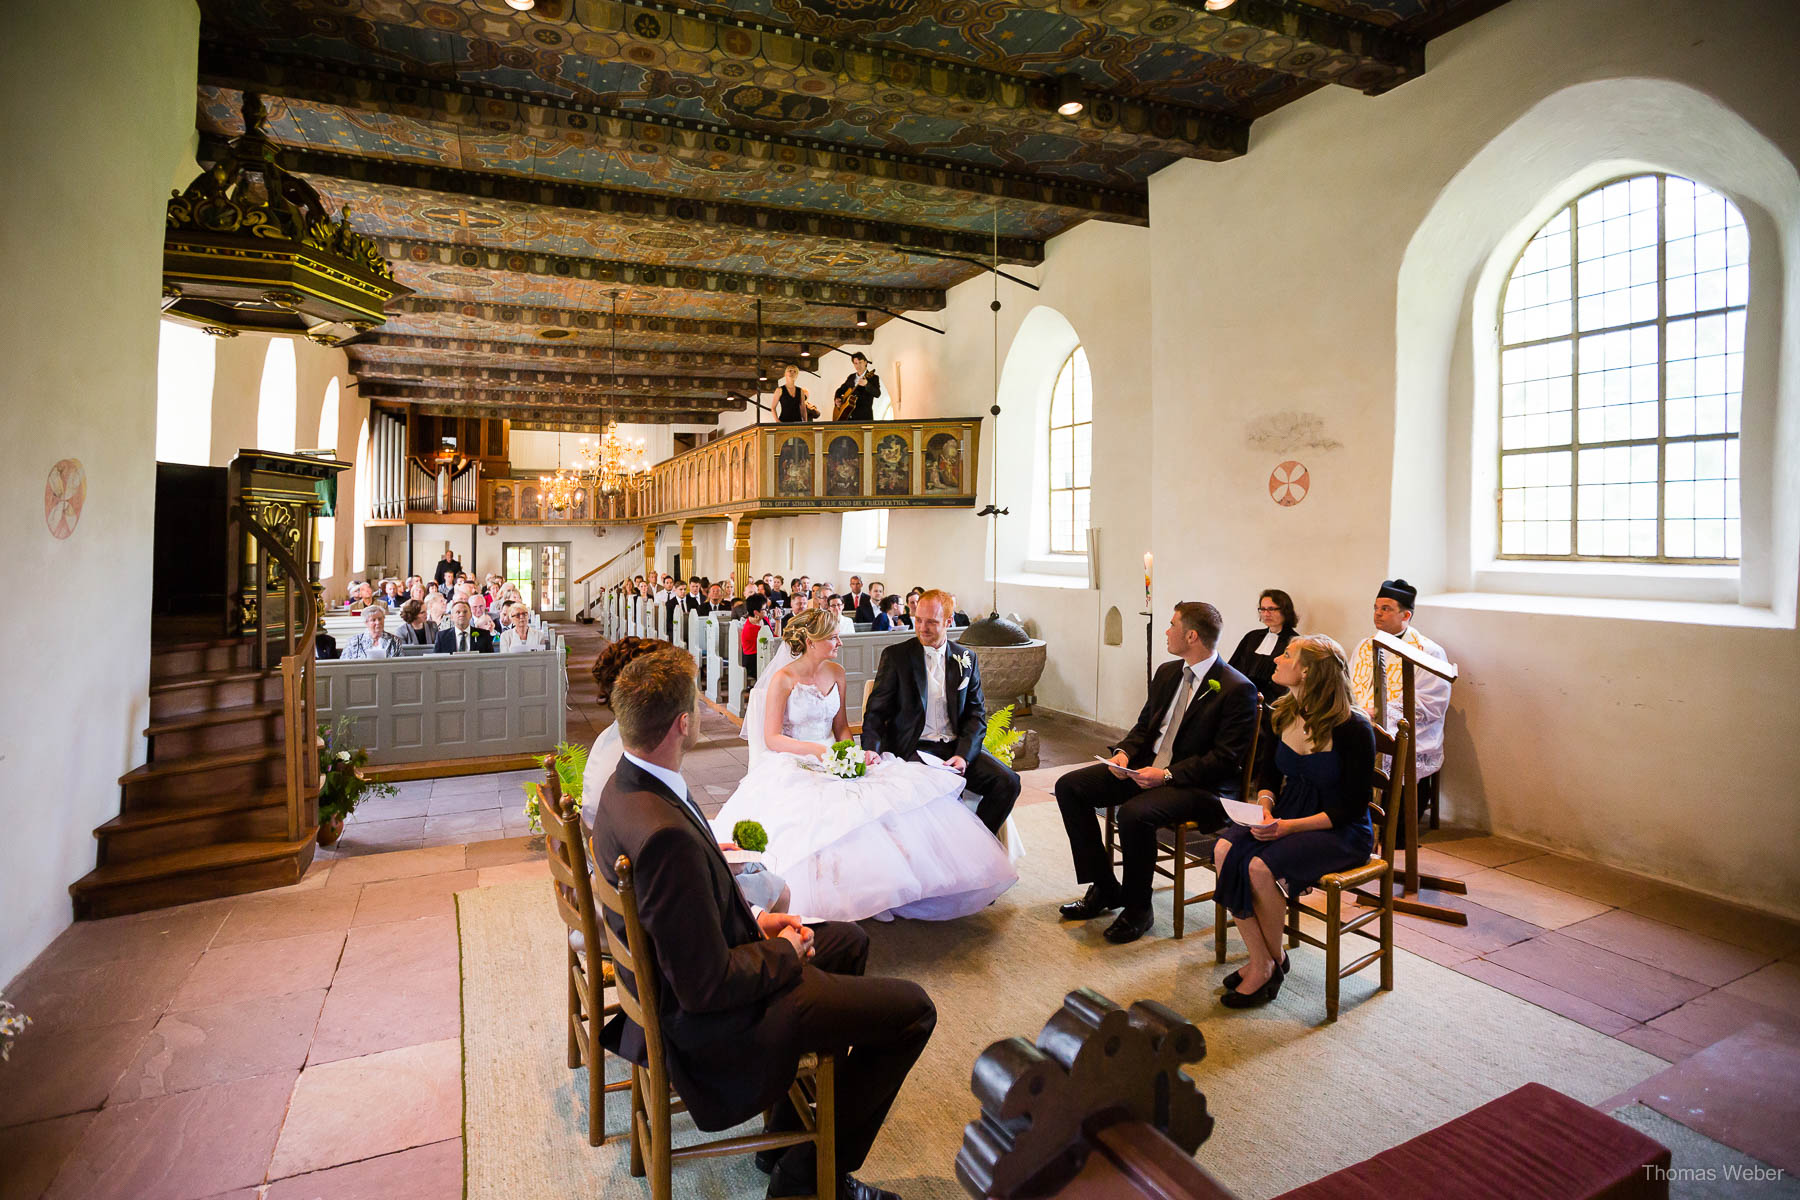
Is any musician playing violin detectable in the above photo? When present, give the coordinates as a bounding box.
[833,351,880,421]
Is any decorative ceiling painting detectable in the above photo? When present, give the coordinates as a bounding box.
[192,0,1506,424]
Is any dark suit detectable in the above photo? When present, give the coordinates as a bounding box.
[591,757,935,1181]
[843,591,876,623]
[432,557,461,586]
[433,626,494,654]
[833,370,879,421]
[862,638,1020,835]
[1055,655,1258,912]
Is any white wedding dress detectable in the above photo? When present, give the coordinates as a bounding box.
[712,664,1017,922]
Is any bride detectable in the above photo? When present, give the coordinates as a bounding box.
[712,607,1017,922]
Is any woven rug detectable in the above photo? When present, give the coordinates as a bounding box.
[458,802,1663,1200]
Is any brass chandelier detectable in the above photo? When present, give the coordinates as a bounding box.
[539,433,582,514]
[576,292,651,497]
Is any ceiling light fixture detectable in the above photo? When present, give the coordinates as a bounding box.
[1056,75,1085,118]
[505,0,536,11]
[1203,0,1238,10]
[855,309,868,328]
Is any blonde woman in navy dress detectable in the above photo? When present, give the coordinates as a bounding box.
[1212,635,1376,1008]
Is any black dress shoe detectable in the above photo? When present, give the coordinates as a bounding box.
[754,1149,783,1175]
[1058,885,1123,921]
[1101,907,1155,944]
[1224,955,1289,991]
[769,1173,901,1200]
[1220,969,1285,1009]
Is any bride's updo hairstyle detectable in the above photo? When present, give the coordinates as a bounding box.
[781,607,839,657]
[592,636,664,707]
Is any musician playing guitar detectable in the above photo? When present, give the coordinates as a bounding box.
[833,351,880,421]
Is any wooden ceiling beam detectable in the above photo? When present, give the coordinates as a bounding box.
[353,334,783,371]
[390,297,874,346]
[258,147,1046,267]
[358,381,740,407]
[515,0,1245,161]
[420,403,723,429]
[197,47,1150,225]
[381,237,946,313]
[351,362,757,392]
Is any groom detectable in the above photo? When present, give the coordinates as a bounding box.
[861,589,1020,835]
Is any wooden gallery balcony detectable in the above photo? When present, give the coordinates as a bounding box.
[477,417,983,527]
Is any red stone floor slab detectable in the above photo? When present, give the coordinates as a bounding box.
[169,929,346,1011]
[323,845,466,889]
[1483,931,1711,1022]
[1631,1023,1800,1177]
[1625,889,1800,958]
[309,917,461,1064]
[1390,921,1478,967]
[1613,1023,1704,1065]
[108,989,326,1103]
[1393,889,1544,956]
[1719,960,1800,1019]
[334,914,460,983]
[1451,958,1638,1036]
[209,887,361,948]
[1557,908,1774,989]
[349,869,479,928]
[269,1039,461,1179]
[421,809,505,841]
[43,1069,297,1200]
[264,1136,462,1200]
[0,1017,155,1129]
[1647,988,1800,1049]
[0,1112,93,1200]
[5,952,196,1033]
[475,859,549,887]
[28,905,226,975]
[461,835,540,870]
[1452,867,1611,930]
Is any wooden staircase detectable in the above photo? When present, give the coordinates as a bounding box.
[68,626,319,919]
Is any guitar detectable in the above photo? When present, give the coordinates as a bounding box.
[833,377,859,421]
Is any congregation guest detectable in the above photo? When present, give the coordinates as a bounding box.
[869,582,885,611]
[582,636,791,913]
[949,593,971,628]
[394,599,438,647]
[704,582,724,614]
[872,593,904,631]
[1212,635,1376,1008]
[828,594,856,637]
[1227,589,1299,703]
[345,581,374,610]
[739,593,774,685]
[590,649,932,1200]
[500,606,548,653]
[665,582,689,630]
[1350,578,1451,802]
[378,579,404,608]
[792,575,809,605]
[434,600,494,653]
[843,576,875,623]
[904,589,923,628]
[342,607,401,660]
[771,574,789,608]
[433,548,461,587]
[315,629,339,660]
[424,591,448,630]
[1054,602,1258,944]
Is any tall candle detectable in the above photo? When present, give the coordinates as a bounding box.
[1143,551,1153,609]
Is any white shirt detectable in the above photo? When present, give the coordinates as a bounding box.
[836,615,856,636]
[620,749,708,830]
[1154,652,1217,757]
[500,627,546,653]
[1255,628,1280,655]
[448,625,474,653]
[921,641,954,743]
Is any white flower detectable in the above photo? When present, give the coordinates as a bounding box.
[336,750,352,761]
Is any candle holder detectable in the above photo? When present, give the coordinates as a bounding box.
[1139,610,1153,689]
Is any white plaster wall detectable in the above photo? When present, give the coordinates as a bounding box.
[1147,0,1800,914]
[0,0,199,987]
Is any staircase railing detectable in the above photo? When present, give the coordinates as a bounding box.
[575,538,645,620]
[231,503,319,841]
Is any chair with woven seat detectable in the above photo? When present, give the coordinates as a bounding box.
[1103,694,1261,940]
[591,849,837,1200]
[1269,717,1411,1022]
[539,763,632,1146]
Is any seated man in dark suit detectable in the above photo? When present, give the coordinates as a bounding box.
[861,590,1019,835]
[432,599,495,654]
[591,649,935,1200]
[1054,601,1258,944]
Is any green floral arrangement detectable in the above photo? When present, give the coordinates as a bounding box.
[317,717,397,823]
[732,820,769,853]
[984,704,1025,767]
[522,740,589,834]
[822,738,867,779]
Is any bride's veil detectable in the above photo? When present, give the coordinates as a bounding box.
[742,641,797,766]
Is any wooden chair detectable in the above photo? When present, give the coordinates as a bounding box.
[539,763,631,1146]
[590,850,837,1200]
[1279,718,1412,1022]
[1104,695,1261,940]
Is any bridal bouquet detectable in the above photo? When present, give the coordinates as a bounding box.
[821,739,867,780]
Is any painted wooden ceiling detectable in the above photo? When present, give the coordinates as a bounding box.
[194,0,1504,425]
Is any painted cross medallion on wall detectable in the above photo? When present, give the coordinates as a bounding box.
[1269,461,1309,507]
[45,458,86,539]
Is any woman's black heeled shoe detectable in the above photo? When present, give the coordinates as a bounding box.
[1223,955,1289,992]
[1221,968,1285,1009]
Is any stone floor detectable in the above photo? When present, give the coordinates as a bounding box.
[4,626,1797,1198]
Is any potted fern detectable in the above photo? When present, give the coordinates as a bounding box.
[522,741,590,834]
[317,717,397,846]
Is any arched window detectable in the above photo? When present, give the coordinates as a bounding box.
[155,320,214,465]
[1047,346,1092,555]
[1498,174,1745,562]
[256,337,298,453]
[316,380,340,579]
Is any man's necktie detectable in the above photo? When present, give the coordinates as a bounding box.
[1152,667,1196,770]
[460,631,467,652]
